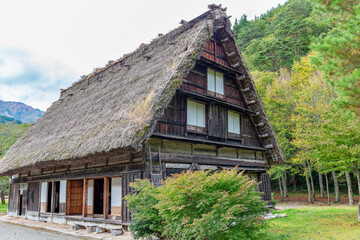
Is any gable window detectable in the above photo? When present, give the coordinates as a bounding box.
[228,110,240,135]
[187,99,206,133]
[207,68,224,95]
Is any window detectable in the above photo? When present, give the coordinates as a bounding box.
[228,110,240,134]
[207,68,224,95]
[187,100,205,131]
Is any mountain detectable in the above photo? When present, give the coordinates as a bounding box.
[0,100,44,123]
[0,116,22,125]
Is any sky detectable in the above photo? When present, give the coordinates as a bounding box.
[0,0,287,111]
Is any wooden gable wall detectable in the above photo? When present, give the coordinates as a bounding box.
[153,38,261,148]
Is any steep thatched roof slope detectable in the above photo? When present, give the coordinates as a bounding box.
[0,7,284,176]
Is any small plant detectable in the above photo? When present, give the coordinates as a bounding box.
[127,169,268,240]
[271,192,278,207]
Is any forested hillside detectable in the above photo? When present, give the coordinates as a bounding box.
[233,0,360,204]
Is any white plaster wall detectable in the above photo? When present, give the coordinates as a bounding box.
[41,182,47,203]
[60,181,67,203]
[111,177,122,207]
[88,180,93,205]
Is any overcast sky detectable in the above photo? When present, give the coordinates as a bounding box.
[0,0,287,111]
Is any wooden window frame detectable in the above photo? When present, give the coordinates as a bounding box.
[227,110,241,140]
[186,99,207,134]
[206,68,224,98]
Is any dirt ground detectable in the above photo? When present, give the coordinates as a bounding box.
[274,194,360,204]
[273,194,359,210]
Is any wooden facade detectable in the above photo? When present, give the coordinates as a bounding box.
[4,8,281,230]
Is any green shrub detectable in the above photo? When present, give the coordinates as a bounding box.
[127,169,267,240]
[125,179,164,239]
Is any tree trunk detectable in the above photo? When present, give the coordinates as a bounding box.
[282,172,288,197]
[278,177,284,201]
[319,171,324,197]
[305,174,312,203]
[325,173,330,205]
[332,171,340,203]
[0,181,5,205]
[345,171,354,205]
[290,175,296,192]
[355,162,360,200]
[309,170,316,202]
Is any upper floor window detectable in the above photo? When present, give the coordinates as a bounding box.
[187,99,206,132]
[228,110,240,135]
[207,68,224,95]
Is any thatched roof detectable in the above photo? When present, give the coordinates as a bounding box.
[0,6,284,176]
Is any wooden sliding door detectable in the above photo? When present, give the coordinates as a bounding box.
[66,180,83,215]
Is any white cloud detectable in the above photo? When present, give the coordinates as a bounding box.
[0,57,25,78]
[0,48,77,111]
[0,84,57,111]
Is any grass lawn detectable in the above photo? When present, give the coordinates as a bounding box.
[262,206,360,240]
[0,200,7,212]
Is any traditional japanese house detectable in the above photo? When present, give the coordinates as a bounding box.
[0,5,284,228]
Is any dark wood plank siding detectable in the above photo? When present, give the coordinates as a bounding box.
[242,115,261,147]
[154,94,186,136]
[208,104,226,138]
[122,171,142,224]
[225,77,245,107]
[201,39,230,67]
[259,173,271,202]
[27,182,40,212]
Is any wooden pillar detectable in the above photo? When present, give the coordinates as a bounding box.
[103,177,109,219]
[82,179,88,217]
[52,181,56,213]
[65,181,71,215]
[92,180,95,218]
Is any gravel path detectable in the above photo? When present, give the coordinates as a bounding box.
[0,222,83,240]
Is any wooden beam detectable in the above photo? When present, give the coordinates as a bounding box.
[199,57,243,75]
[265,144,274,149]
[82,179,88,217]
[226,51,235,57]
[177,89,255,114]
[11,162,145,184]
[246,100,256,105]
[153,153,267,167]
[259,133,269,138]
[151,133,267,151]
[231,62,240,68]
[256,122,265,127]
[103,177,109,219]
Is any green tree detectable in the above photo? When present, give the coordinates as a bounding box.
[311,0,360,115]
[0,122,31,204]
